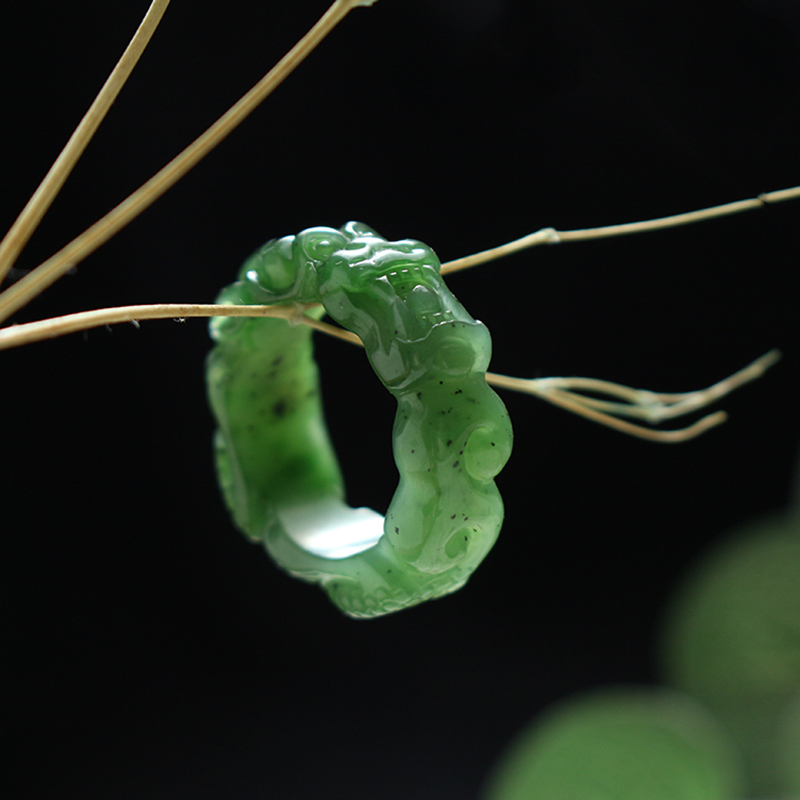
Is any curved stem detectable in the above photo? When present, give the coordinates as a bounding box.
[519,349,781,422]
[531,389,729,443]
[485,349,779,441]
[0,302,322,350]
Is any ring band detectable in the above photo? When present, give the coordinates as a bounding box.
[207,222,513,618]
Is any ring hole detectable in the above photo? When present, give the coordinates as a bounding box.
[316,331,396,515]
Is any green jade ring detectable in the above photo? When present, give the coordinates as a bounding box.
[207,222,513,618]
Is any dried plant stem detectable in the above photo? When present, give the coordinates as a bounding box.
[0,0,172,286]
[0,0,374,326]
[0,300,777,445]
[440,186,800,275]
[3,178,796,348]
[0,303,302,350]
[486,349,780,443]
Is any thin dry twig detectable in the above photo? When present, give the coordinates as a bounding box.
[440,186,800,275]
[0,0,171,285]
[486,349,780,442]
[3,179,796,349]
[0,0,375,325]
[0,0,782,445]
[529,390,729,443]
[0,301,357,351]
[0,299,778,445]
[0,303,307,350]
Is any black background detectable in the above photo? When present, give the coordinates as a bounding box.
[2,1,799,798]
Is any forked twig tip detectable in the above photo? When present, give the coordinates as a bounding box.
[486,347,779,443]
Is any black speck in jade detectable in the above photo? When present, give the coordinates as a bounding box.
[207,222,513,618]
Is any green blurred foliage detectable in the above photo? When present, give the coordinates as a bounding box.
[660,513,800,796]
[482,687,742,800]
[485,511,800,800]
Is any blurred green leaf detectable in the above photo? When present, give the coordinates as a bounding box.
[482,687,741,800]
[659,514,800,795]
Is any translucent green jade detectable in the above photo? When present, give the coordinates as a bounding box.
[207,222,513,618]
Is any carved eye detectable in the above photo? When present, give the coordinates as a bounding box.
[296,226,347,263]
[241,235,298,297]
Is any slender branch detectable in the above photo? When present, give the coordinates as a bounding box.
[0,302,320,351]
[298,314,362,345]
[0,0,171,285]
[0,299,776,446]
[0,301,358,351]
[4,179,796,346]
[485,349,779,441]
[531,389,729,443]
[514,349,781,422]
[0,0,376,326]
[440,186,800,275]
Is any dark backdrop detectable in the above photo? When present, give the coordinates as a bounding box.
[2,1,799,798]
